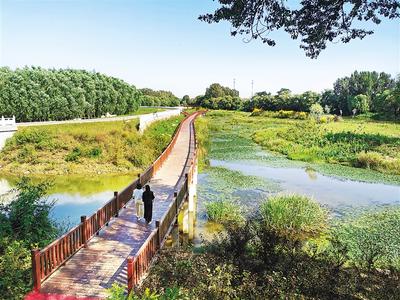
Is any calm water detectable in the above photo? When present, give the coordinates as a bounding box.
[1,136,399,236]
[190,132,400,241]
[0,174,135,226]
[211,159,400,210]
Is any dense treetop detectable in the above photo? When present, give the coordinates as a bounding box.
[0,67,141,122]
[200,0,400,58]
[139,88,181,107]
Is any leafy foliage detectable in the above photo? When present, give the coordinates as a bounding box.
[0,178,59,300]
[139,88,181,107]
[195,83,241,110]
[322,71,397,116]
[244,89,320,113]
[0,67,141,122]
[200,0,400,58]
[333,208,400,270]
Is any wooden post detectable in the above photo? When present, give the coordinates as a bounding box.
[185,173,189,200]
[127,257,134,293]
[31,249,41,291]
[114,191,119,217]
[138,173,141,185]
[174,191,178,225]
[156,220,161,249]
[81,216,87,248]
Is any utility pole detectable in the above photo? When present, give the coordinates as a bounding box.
[233,78,236,90]
[251,80,254,98]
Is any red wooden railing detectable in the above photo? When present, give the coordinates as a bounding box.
[127,113,201,293]
[31,111,204,292]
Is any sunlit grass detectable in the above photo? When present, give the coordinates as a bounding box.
[0,115,184,175]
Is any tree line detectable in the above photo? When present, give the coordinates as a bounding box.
[0,67,141,122]
[190,71,400,118]
[139,88,181,107]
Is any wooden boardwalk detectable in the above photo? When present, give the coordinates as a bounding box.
[39,114,195,298]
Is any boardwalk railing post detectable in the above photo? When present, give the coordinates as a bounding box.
[174,191,178,225]
[127,256,134,294]
[114,191,119,217]
[185,173,189,200]
[156,220,161,249]
[81,215,88,247]
[31,249,41,291]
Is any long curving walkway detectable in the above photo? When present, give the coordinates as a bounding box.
[39,114,195,298]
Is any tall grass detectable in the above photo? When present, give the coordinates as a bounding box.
[205,200,244,224]
[260,194,329,241]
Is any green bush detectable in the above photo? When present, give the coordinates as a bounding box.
[87,147,102,158]
[0,240,31,300]
[333,208,400,270]
[65,147,82,162]
[0,178,59,299]
[310,103,324,118]
[260,194,328,242]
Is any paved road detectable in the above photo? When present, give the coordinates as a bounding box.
[40,114,195,298]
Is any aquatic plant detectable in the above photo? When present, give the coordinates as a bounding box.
[205,200,244,224]
[260,194,329,242]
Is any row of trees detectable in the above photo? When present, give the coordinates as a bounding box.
[321,71,399,116]
[0,67,142,122]
[139,88,181,107]
[190,71,399,118]
[192,83,242,110]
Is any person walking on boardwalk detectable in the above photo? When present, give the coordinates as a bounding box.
[143,185,155,224]
[133,183,144,220]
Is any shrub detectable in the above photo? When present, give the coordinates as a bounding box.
[250,108,263,116]
[260,194,328,242]
[1,178,58,246]
[296,111,308,119]
[14,128,51,145]
[65,147,82,162]
[310,103,324,118]
[356,151,400,174]
[87,147,102,158]
[332,208,400,270]
[0,240,31,300]
[0,178,59,299]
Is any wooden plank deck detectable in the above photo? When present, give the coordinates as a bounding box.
[40,115,195,298]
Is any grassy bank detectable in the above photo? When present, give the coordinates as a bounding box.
[119,194,399,300]
[0,115,183,176]
[202,110,400,179]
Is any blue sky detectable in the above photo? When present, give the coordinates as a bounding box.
[0,0,399,98]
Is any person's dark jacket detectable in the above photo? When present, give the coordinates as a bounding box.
[143,190,155,204]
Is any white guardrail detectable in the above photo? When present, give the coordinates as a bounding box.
[139,108,183,133]
[1,116,16,127]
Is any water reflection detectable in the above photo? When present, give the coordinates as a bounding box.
[0,174,135,226]
[212,160,400,210]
